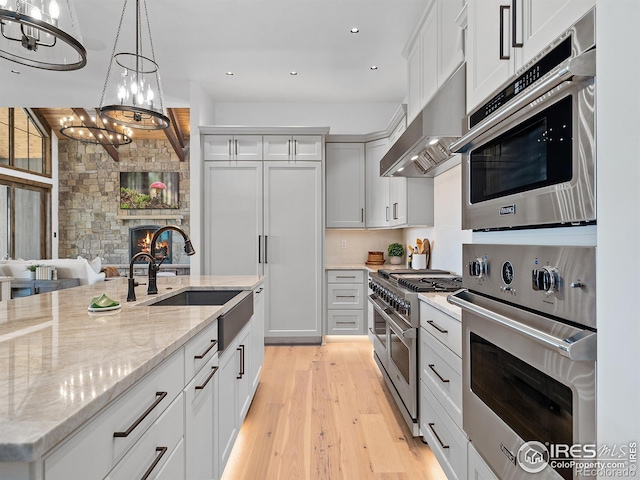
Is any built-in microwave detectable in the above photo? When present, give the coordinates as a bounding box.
[450,9,596,231]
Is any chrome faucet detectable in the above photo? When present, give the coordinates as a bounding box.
[147,225,196,295]
[126,252,156,302]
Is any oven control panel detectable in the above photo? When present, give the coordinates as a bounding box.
[461,244,596,329]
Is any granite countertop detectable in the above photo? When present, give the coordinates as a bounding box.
[0,275,263,463]
[418,292,462,321]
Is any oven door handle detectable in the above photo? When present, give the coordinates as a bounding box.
[369,295,416,339]
[448,289,596,361]
[450,49,596,154]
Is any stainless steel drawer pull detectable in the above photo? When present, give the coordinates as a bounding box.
[194,339,218,359]
[426,320,448,334]
[114,391,167,438]
[195,366,219,390]
[336,276,356,280]
[336,295,356,299]
[428,423,450,449]
[428,364,450,383]
[141,446,168,480]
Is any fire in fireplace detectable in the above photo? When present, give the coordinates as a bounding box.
[130,226,173,264]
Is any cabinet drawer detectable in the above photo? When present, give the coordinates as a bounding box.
[327,310,364,334]
[327,284,364,309]
[420,327,462,429]
[184,320,218,382]
[420,301,462,357]
[105,394,184,480]
[44,351,184,480]
[420,381,467,480]
[327,270,364,283]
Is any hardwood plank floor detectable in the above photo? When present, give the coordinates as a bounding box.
[221,336,448,480]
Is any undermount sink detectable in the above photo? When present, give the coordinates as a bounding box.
[144,288,254,352]
[146,289,243,306]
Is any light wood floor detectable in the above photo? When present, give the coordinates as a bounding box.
[221,336,447,480]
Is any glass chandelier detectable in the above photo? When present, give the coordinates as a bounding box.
[59,109,133,147]
[99,0,169,130]
[0,0,86,70]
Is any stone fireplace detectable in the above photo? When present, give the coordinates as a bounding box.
[129,226,173,264]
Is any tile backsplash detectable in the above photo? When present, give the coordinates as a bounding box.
[325,229,404,265]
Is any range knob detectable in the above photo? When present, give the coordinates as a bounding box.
[469,257,487,278]
[532,266,559,295]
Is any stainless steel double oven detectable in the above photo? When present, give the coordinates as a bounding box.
[368,269,462,436]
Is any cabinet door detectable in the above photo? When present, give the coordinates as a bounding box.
[365,138,390,228]
[293,135,322,160]
[467,0,515,112]
[468,443,500,480]
[184,356,218,480]
[438,0,465,86]
[264,162,322,338]
[203,135,233,161]
[250,285,265,395]
[218,344,240,473]
[421,4,439,106]
[406,40,422,124]
[389,177,408,227]
[204,161,263,275]
[516,0,594,66]
[326,143,365,228]
[234,135,263,160]
[237,326,252,423]
[263,135,293,160]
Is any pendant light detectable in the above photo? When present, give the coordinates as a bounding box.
[99,0,169,130]
[59,109,133,147]
[0,0,86,70]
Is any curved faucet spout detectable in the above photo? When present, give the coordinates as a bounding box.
[127,252,156,302]
[147,225,196,295]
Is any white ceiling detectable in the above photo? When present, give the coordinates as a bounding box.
[0,0,427,108]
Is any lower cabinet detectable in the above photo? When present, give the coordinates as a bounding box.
[326,269,366,335]
[468,443,500,480]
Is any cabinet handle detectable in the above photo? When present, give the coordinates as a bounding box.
[235,139,239,156]
[194,339,218,360]
[428,364,450,383]
[294,139,298,157]
[141,446,168,480]
[288,139,291,156]
[393,202,398,220]
[361,208,364,223]
[428,423,450,449]
[426,320,448,334]
[499,5,511,60]
[264,235,268,264]
[228,139,232,157]
[256,287,264,294]
[511,0,523,48]
[113,391,167,437]
[195,366,219,390]
[258,235,262,264]
[237,345,245,379]
[386,206,389,221]
[336,276,356,280]
[336,295,356,299]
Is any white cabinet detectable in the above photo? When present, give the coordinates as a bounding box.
[326,143,365,228]
[203,135,262,161]
[263,161,323,340]
[419,299,466,480]
[467,0,595,112]
[263,135,322,161]
[406,0,465,123]
[326,269,366,335]
[218,322,252,475]
[389,176,408,227]
[468,443,500,480]
[365,138,391,228]
[204,158,323,342]
[250,285,265,395]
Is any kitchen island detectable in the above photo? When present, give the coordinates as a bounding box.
[0,275,264,480]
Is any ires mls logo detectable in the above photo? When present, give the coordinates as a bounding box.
[499,205,516,215]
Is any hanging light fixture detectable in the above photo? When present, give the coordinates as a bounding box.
[59,109,133,147]
[0,0,86,70]
[99,0,169,130]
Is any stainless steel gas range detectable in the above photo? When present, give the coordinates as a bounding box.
[368,269,462,436]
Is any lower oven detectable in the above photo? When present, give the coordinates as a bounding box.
[449,244,597,480]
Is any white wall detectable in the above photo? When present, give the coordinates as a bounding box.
[595,0,640,456]
[403,163,471,274]
[211,102,400,135]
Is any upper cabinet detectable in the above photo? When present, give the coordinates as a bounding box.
[406,0,465,123]
[326,143,366,228]
[203,135,262,161]
[467,0,595,112]
[263,135,322,161]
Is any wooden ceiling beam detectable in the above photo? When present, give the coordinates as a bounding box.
[71,108,120,162]
[167,108,185,148]
[164,109,186,162]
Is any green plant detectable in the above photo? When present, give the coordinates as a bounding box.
[387,243,404,257]
[26,264,43,272]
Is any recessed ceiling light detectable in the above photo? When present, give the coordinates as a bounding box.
[428,138,439,146]
[370,66,378,70]
[290,71,298,76]
[226,72,234,76]
[350,27,359,34]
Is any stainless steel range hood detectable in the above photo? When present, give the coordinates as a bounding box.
[381,63,466,177]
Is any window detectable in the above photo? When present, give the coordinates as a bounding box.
[0,108,47,175]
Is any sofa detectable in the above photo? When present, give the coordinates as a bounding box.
[0,257,106,285]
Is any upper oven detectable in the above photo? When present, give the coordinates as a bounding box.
[450,8,596,231]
